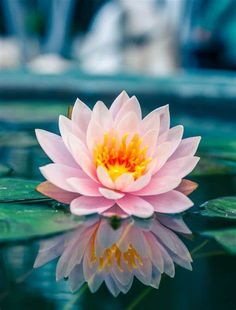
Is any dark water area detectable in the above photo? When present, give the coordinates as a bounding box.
[0,99,235,310]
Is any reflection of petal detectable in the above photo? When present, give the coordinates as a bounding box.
[34,214,192,296]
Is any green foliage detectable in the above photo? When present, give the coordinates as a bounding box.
[0,178,51,203]
[0,202,81,243]
[199,196,236,219]
[202,229,236,255]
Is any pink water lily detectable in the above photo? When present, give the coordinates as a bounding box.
[36,91,200,218]
[34,215,192,296]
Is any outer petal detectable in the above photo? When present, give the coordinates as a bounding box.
[157,214,192,234]
[140,109,160,136]
[67,177,102,196]
[116,194,154,218]
[151,126,184,174]
[109,90,129,117]
[155,105,170,136]
[72,98,92,133]
[135,176,181,196]
[115,96,142,124]
[157,156,200,178]
[68,134,98,182]
[86,118,105,152]
[116,112,139,137]
[141,129,159,157]
[37,181,79,204]
[170,136,201,160]
[145,190,193,213]
[70,196,114,216]
[69,264,85,292]
[40,163,84,192]
[92,100,113,130]
[59,115,85,147]
[35,129,77,167]
[148,141,174,174]
[152,221,192,260]
[176,179,198,196]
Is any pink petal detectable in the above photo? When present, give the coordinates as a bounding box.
[141,129,159,156]
[109,90,129,117]
[145,190,193,213]
[170,136,201,160]
[59,115,85,147]
[86,117,105,152]
[175,179,198,196]
[115,173,134,190]
[136,176,181,196]
[95,219,123,252]
[151,126,184,174]
[99,187,124,199]
[116,194,154,218]
[148,141,174,174]
[158,215,192,234]
[152,221,192,260]
[67,134,98,182]
[70,196,114,216]
[144,232,164,272]
[40,163,84,192]
[92,100,112,130]
[124,173,151,192]
[97,166,114,189]
[155,105,170,136]
[72,98,92,133]
[69,264,85,292]
[115,96,142,124]
[35,129,77,167]
[140,109,160,135]
[157,156,200,178]
[67,177,101,196]
[116,111,139,136]
[37,181,79,204]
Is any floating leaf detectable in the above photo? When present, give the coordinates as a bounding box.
[202,228,236,255]
[191,157,236,176]
[0,178,51,203]
[199,196,236,219]
[199,138,236,163]
[0,203,81,243]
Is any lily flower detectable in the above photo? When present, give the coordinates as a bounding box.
[34,215,192,297]
[36,91,200,218]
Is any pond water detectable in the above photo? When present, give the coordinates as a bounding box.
[0,99,235,310]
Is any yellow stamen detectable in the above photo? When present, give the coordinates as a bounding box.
[90,242,143,272]
[93,132,152,181]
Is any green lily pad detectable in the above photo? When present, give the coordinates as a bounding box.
[191,157,236,176]
[202,228,236,255]
[200,196,236,219]
[0,164,12,177]
[199,138,236,163]
[0,178,51,203]
[0,203,81,243]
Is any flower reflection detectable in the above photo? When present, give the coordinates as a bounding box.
[34,214,192,297]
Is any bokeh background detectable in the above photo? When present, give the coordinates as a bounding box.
[0,1,236,310]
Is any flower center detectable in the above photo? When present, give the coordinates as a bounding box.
[90,243,143,272]
[93,132,151,181]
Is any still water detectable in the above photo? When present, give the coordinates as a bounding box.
[0,101,235,310]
